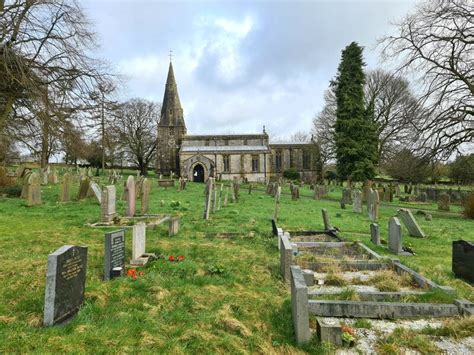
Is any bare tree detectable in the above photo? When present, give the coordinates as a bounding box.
[0,0,112,166]
[365,69,422,162]
[290,131,310,142]
[312,69,424,165]
[114,99,160,176]
[380,0,474,158]
[312,87,337,164]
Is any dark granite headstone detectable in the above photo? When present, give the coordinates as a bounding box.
[43,245,87,326]
[104,230,125,281]
[271,219,278,236]
[452,240,474,283]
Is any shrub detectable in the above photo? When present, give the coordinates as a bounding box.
[283,168,299,180]
[462,193,474,219]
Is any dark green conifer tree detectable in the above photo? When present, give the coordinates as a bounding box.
[333,42,378,181]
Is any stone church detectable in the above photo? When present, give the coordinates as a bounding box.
[156,62,320,183]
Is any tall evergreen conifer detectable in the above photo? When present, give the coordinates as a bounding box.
[333,42,378,181]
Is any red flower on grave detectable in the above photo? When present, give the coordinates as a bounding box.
[177,255,185,261]
[168,255,175,262]
[139,271,144,276]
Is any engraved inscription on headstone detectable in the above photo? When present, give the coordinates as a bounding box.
[43,245,87,326]
[104,230,125,281]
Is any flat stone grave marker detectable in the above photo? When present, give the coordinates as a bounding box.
[104,230,125,281]
[452,240,474,283]
[157,179,175,188]
[397,208,425,238]
[43,245,87,326]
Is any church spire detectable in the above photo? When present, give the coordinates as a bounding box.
[159,61,185,128]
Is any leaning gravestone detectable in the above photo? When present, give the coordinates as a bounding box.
[59,173,72,202]
[370,223,380,245]
[89,181,102,203]
[26,172,41,207]
[124,176,136,217]
[438,193,450,212]
[140,178,151,215]
[101,186,117,223]
[43,245,87,326]
[397,208,425,238]
[104,230,125,281]
[452,240,474,283]
[388,217,403,254]
[341,188,351,205]
[322,208,331,231]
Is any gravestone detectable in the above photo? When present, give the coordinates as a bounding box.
[168,217,180,236]
[89,181,102,203]
[395,184,401,197]
[416,192,427,202]
[203,178,214,220]
[59,173,72,202]
[388,217,402,254]
[452,240,474,283]
[273,186,282,220]
[397,208,425,238]
[367,189,379,222]
[223,186,229,207]
[370,223,380,245]
[352,189,362,213]
[104,230,125,281]
[130,222,151,265]
[101,185,117,223]
[77,177,90,200]
[124,176,136,217]
[322,208,331,231]
[26,172,41,206]
[140,178,151,215]
[43,245,87,326]
[217,183,223,210]
[341,188,351,205]
[438,193,450,212]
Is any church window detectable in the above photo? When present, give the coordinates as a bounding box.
[169,109,172,114]
[223,155,230,172]
[303,150,310,170]
[275,151,282,172]
[252,155,259,172]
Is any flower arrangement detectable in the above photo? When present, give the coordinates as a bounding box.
[341,324,355,346]
[168,255,185,262]
[126,268,144,279]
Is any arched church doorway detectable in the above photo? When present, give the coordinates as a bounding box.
[193,164,205,182]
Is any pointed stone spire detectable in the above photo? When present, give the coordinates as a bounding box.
[159,61,185,128]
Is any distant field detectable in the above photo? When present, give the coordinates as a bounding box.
[0,175,472,353]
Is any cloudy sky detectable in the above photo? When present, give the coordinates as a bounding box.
[82,0,418,140]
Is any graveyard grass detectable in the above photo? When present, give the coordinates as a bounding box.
[0,177,473,353]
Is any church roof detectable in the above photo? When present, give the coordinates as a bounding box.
[181,145,271,153]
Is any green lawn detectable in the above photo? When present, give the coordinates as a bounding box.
[0,176,473,353]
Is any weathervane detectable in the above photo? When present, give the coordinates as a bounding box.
[169,49,173,62]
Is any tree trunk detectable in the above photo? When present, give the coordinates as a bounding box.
[40,112,50,168]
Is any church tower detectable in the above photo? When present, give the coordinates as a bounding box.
[156,61,187,175]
